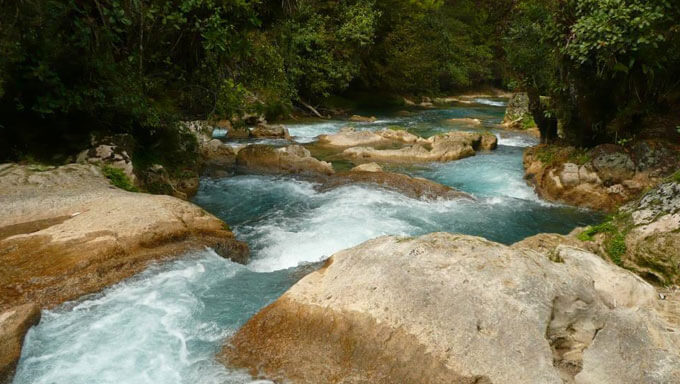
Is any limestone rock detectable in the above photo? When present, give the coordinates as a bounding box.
[77,144,137,185]
[318,129,421,147]
[445,118,481,126]
[251,124,291,139]
[200,139,237,177]
[320,170,473,201]
[590,145,635,185]
[0,304,40,384]
[343,132,496,164]
[0,164,248,312]
[236,145,334,176]
[227,125,251,139]
[350,163,383,172]
[349,115,377,123]
[223,234,680,384]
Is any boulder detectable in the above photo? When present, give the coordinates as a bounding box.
[223,233,680,384]
[349,115,377,123]
[342,132,496,164]
[236,145,334,176]
[0,304,41,384]
[446,118,481,126]
[350,163,383,172]
[227,125,251,140]
[251,124,291,139]
[502,93,530,126]
[77,144,137,185]
[200,139,237,177]
[619,181,680,285]
[590,145,635,185]
[0,164,248,312]
[318,129,422,147]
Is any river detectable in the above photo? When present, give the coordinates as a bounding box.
[12,99,600,384]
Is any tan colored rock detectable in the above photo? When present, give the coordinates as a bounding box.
[349,115,377,123]
[350,163,383,172]
[343,131,496,164]
[223,234,680,384]
[318,129,421,147]
[236,145,334,176]
[0,164,248,312]
[320,170,473,201]
[446,118,481,125]
[0,304,40,384]
[251,124,291,139]
[200,139,237,177]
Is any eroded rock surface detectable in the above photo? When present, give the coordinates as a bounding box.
[236,144,334,176]
[0,164,248,312]
[223,233,679,384]
[343,131,497,163]
[318,128,422,147]
[524,142,679,211]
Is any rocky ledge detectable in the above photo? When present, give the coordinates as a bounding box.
[222,233,679,384]
[0,163,248,311]
[524,141,680,211]
[343,131,497,164]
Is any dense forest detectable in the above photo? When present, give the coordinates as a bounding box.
[1,0,679,162]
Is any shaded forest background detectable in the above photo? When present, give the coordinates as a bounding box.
[1,0,679,162]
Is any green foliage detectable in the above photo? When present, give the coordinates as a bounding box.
[101,165,138,192]
[504,0,680,146]
[671,170,680,183]
[607,232,627,266]
[521,115,536,130]
[578,221,616,241]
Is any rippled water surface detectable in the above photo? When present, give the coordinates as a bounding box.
[14,100,601,384]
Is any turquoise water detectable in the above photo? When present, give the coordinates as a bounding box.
[13,99,600,384]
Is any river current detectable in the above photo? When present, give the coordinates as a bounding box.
[13,100,600,384]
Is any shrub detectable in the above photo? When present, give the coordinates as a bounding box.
[101,165,138,192]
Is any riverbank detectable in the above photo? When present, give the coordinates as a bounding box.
[0,163,248,383]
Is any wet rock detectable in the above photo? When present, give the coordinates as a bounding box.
[222,234,680,384]
[349,115,377,123]
[251,124,290,139]
[446,118,481,126]
[320,169,473,201]
[0,303,41,384]
[0,164,247,312]
[236,145,334,176]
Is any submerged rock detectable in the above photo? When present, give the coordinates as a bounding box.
[445,118,481,126]
[0,304,40,384]
[236,145,334,176]
[223,233,680,384]
[320,167,473,201]
[0,164,248,313]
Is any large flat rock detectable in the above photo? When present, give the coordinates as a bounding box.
[222,233,679,384]
[0,164,248,312]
